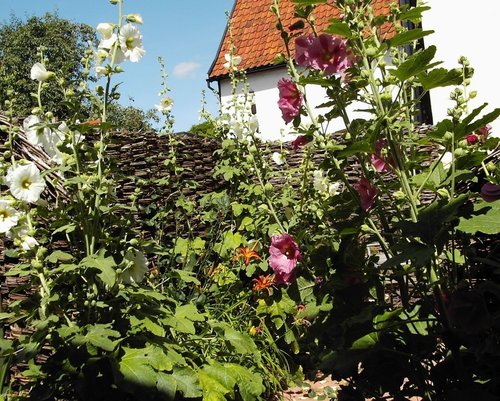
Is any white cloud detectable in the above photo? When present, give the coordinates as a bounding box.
[173,61,201,78]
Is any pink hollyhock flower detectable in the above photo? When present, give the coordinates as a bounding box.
[370,139,394,172]
[277,78,303,124]
[475,125,492,143]
[295,34,315,67]
[296,34,354,77]
[354,176,378,212]
[291,135,311,150]
[465,133,479,145]
[269,233,302,285]
[481,182,500,202]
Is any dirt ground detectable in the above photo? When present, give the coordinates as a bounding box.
[282,375,423,401]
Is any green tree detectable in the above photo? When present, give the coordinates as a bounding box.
[107,102,159,132]
[0,12,95,118]
[189,119,219,137]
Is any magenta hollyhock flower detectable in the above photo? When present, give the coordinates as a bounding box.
[481,182,500,202]
[465,133,479,145]
[291,135,311,150]
[295,34,354,77]
[269,233,302,285]
[370,139,394,172]
[354,176,378,212]
[277,78,303,124]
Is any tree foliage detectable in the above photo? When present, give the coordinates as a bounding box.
[0,12,95,118]
[107,102,159,132]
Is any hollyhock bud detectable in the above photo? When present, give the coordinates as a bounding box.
[277,78,302,124]
[289,20,305,31]
[269,233,302,285]
[126,14,144,24]
[481,182,500,202]
[354,176,378,212]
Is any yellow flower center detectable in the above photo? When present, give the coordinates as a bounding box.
[22,179,32,189]
[0,210,7,219]
[125,37,135,50]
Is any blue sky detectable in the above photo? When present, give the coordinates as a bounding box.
[0,0,234,132]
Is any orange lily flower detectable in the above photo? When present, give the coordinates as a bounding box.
[251,274,275,294]
[233,243,262,265]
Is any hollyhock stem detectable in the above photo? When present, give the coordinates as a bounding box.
[248,139,286,233]
[359,42,418,221]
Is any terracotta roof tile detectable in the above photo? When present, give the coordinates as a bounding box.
[208,0,397,80]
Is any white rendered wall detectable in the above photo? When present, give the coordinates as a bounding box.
[219,67,370,142]
[424,1,500,133]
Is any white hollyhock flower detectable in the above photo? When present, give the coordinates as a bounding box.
[0,199,20,234]
[4,163,46,203]
[7,225,38,251]
[30,62,54,82]
[327,181,341,196]
[119,23,145,63]
[313,170,340,197]
[23,115,51,147]
[57,121,84,144]
[23,116,64,163]
[121,250,148,284]
[441,151,453,170]
[20,234,38,251]
[97,23,116,47]
[155,97,173,114]
[272,151,285,166]
[97,23,126,64]
[223,53,242,70]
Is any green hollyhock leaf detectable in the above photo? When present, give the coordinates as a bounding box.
[118,346,157,388]
[458,200,500,234]
[80,252,117,287]
[418,67,462,90]
[351,332,379,349]
[392,45,438,81]
[201,363,237,395]
[156,373,177,399]
[172,367,202,399]
[399,6,431,23]
[224,364,265,401]
[387,28,434,47]
[45,250,74,263]
[199,369,232,401]
[175,303,205,322]
[325,21,352,38]
[224,326,259,356]
[78,324,120,352]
